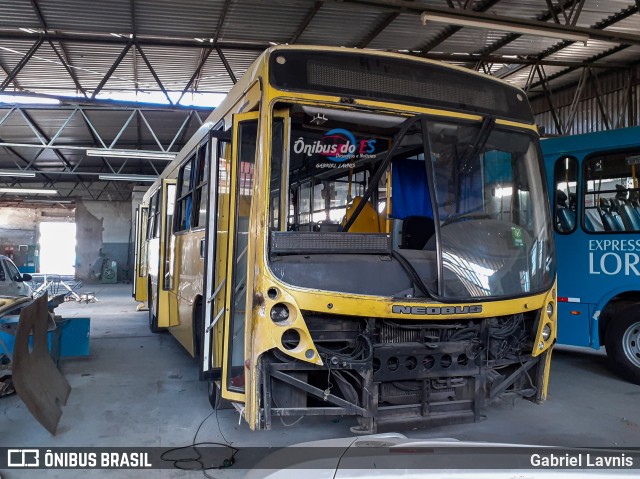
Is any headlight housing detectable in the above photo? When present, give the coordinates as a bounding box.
[542,323,552,341]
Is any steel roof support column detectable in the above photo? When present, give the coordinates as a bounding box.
[29,0,87,97]
[167,111,194,152]
[568,0,586,26]
[135,43,173,105]
[91,42,133,99]
[355,11,399,48]
[614,70,633,129]
[536,65,565,135]
[0,38,44,91]
[213,0,232,44]
[177,48,213,105]
[130,0,138,91]
[500,4,639,83]
[563,67,588,133]
[216,47,236,84]
[628,68,637,127]
[0,60,23,91]
[290,1,323,44]
[469,0,584,73]
[49,40,87,97]
[587,67,612,130]
[19,109,73,170]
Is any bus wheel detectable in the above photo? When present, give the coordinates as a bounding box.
[194,300,203,359]
[148,300,165,333]
[208,381,220,409]
[605,314,640,385]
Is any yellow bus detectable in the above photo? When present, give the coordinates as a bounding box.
[138,45,557,433]
[132,204,149,303]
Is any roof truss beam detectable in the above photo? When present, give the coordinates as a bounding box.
[0,38,44,91]
[290,1,323,44]
[499,3,639,81]
[216,47,236,84]
[91,41,133,99]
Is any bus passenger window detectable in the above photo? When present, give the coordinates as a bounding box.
[193,143,209,228]
[584,151,640,232]
[147,191,161,239]
[554,156,578,233]
[175,156,195,232]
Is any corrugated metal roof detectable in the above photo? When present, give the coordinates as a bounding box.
[0,0,639,199]
[296,2,389,47]
[368,13,444,51]
[0,0,637,95]
[37,0,132,33]
[134,0,227,38]
[0,0,41,29]
[220,0,310,44]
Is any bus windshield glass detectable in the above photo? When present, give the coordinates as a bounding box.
[268,104,554,301]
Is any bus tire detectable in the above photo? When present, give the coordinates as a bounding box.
[605,311,640,385]
[148,305,164,333]
[193,299,203,359]
[208,381,220,409]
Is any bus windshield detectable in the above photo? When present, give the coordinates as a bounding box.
[268,104,555,301]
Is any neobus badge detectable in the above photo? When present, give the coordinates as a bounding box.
[392,305,483,315]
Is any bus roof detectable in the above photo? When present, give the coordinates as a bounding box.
[541,126,640,157]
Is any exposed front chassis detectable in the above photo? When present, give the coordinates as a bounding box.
[259,312,548,433]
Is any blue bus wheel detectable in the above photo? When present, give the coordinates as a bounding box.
[605,313,640,385]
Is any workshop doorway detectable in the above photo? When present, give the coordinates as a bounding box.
[39,222,76,275]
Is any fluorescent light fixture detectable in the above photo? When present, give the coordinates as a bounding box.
[0,187,57,195]
[86,149,176,160]
[421,13,589,44]
[23,199,73,204]
[0,170,36,178]
[19,27,43,34]
[99,174,157,182]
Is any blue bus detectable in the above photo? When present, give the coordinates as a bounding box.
[542,126,640,384]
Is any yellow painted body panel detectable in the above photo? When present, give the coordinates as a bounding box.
[153,179,176,329]
[133,205,149,303]
[167,229,205,355]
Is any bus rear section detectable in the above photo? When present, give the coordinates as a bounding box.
[199,47,558,432]
[543,126,640,385]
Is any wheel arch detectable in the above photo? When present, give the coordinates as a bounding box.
[597,290,640,346]
[192,294,204,357]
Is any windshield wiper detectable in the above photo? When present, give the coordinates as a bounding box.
[342,114,424,232]
[391,250,432,298]
[459,115,496,175]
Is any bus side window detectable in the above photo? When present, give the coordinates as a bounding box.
[193,142,209,228]
[584,151,640,232]
[175,155,195,232]
[553,156,578,234]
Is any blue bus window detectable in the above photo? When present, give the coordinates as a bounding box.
[553,156,578,234]
[584,151,640,233]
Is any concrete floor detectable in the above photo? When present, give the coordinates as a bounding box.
[1,284,639,478]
